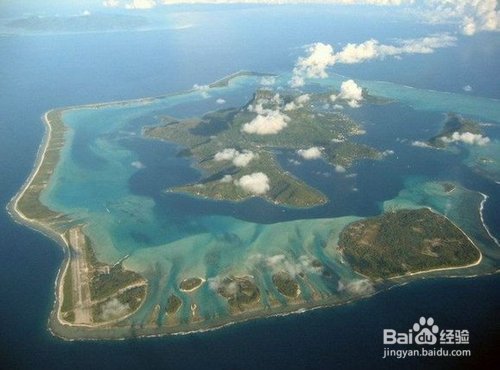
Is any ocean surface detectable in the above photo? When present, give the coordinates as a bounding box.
[1,5,499,369]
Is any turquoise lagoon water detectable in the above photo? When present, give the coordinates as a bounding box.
[39,72,500,328]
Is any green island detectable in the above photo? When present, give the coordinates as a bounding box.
[7,72,491,340]
[338,208,482,279]
[144,88,380,207]
[179,277,205,292]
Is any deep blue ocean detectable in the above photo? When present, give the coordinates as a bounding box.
[0,5,499,369]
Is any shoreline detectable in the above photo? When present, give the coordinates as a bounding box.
[6,72,500,341]
[47,268,500,342]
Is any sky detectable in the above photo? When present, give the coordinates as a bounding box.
[0,0,498,36]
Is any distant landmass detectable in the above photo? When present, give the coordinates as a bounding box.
[6,13,150,33]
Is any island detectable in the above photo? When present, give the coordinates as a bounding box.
[144,88,380,207]
[338,208,481,279]
[7,72,491,340]
[427,113,485,148]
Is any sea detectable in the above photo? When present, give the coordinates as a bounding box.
[0,5,499,369]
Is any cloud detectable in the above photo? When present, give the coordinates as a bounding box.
[381,149,395,157]
[291,34,455,85]
[463,85,473,92]
[131,161,146,169]
[100,298,129,321]
[284,94,311,111]
[289,75,306,88]
[232,151,257,167]
[255,254,323,278]
[330,79,364,108]
[338,279,374,295]
[335,165,347,173]
[235,172,270,195]
[208,276,224,291]
[242,110,289,135]
[214,148,257,167]
[220,174,233,183]
[216,98,226,104]
[193,83,210,99]
[411,140,432,148]
[214,148,238,161]
[296,94,311,104]
[103,0,120,7]
[297,147,322,160]
[102,1,499,36]
[421,0,500,35]
[441,132,490,145]
[125,0,157,9]
[261,76,276,86]
[291,43,336,87]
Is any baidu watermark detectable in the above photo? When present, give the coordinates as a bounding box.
[382,317,471,359]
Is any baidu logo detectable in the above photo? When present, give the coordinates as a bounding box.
[383,316,469,346]
[382,317,471,359]
[413,317,439,345]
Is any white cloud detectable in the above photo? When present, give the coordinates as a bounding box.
[131,161,146,169]
[214,148,257,167]
[193,83,210,99]
[242,110,289,135]
[335,39,380,64]
[125,0,157,9]
[411,140,432,148]
[338,279,374,295]
[232,151,257,167]
[292,42,336,86]
[82,10,92,16]
[283,101,298,111]
[216,98,226,104]
[235,172,270,195]
[422,0,500,35]
[103,0,120,7]
[381,149,395,157]
[289,75,306,88]
[261,76,276,86]
[284,94,311,111]
[291,34,455,85]
[335,165,347,173]
[463,85,473,92]
[220,174,233,183]
[214,148,238,161]
[100,298,129,321]
[207,276,222,291]
[330,79,364,108]
[259,254,323,277]
[296,94,311,104]
[442,132,490,145]
[297,147,322,160]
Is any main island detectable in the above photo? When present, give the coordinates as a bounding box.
[8,72,495,340]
